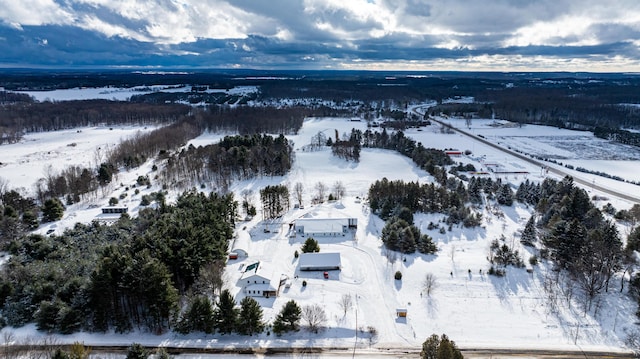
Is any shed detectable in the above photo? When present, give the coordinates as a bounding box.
[230,230,251,258]
[101,206,128,214]
[396,308,407,317]
[298,252,341,271]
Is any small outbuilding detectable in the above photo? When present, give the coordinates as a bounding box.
[298,252,341,271]
[396,308,408,318]
[101,206,128,214]
[229,230,251,258]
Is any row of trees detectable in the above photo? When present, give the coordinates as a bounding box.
[175,294,321,337]
[175,291,265,336]
[0,99,189,144]
[330,129,362,162]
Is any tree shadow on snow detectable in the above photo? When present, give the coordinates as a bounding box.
[424,296,439,319]
[488,266,533,310]
[395,278,402,291]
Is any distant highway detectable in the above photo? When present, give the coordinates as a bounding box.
[413,106,640,204]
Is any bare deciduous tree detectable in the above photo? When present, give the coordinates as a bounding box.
[310,131,327,149]
[241,189,254,215]
[332,181,346,200]
[0,176,8,204]
[193,260,225,297]
[338,294,353,317]
[302,304,327,333]
[314,182,326,203]
[422,273,438,296]
[2,331,16,359]
[294,182,304,207]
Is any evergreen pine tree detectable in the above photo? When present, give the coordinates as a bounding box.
[42,198,64,222]
[497,184,514,206]
[421,334,440,359]
[238,296,265,335]
[272,300,302,336]
[301,237,320,253]
[417,234,438,254]
[126,343,149,359]
[437,334,463,359]
[420,334,464,359]
[176,296,215,334]
[520,216,537,246]
[214,289,238,334]
[467,177,483,204]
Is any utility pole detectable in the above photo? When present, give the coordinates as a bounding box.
[353,294,358,359]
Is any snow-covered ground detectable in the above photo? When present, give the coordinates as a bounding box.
[0,112,638,355]
[0,126,157,194]
[15,85,258,102]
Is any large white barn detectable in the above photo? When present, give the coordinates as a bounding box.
[298,252,342,271]
[294,218,357,237]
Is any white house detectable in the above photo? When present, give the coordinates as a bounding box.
[294,218,357,237]
[298,252,342,271]
[239,261,281,298]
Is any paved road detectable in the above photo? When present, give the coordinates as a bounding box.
[8,345,635,358]
[414,106,640,204]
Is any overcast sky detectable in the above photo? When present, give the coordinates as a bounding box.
[0,0,639,71]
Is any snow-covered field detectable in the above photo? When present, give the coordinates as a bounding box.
[0,126,157,194]
[0,112,638,356]
[16,85,258,102]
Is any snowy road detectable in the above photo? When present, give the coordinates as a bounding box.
[9,345,635,358]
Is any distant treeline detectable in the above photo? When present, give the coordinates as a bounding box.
[593,126,640,147]
[0,98,190,144]
[193,105,312,135]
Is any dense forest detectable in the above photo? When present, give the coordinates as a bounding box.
[160,134,294,190]
[0,191,234,333]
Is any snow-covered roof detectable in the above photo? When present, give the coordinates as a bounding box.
[231,230,251,255]
[240,261,275,283]
[298,252,341,269]
[295,218,348,234]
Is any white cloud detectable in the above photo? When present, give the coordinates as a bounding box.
[80,14,151,41]
[0,0,74,28]
[504,16,596,47]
